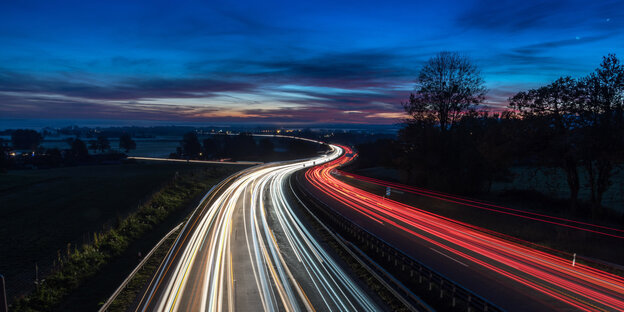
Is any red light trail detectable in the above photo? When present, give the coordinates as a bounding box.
[305,146,624,312]
[336,170,624,239]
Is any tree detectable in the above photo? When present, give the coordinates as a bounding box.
[181,132,201,158]
[398,52,487,193]
[226,133,257,160]
[119,133,136,153]
[202,138,217,159]
[575,54,624,215]
[0,138,11,171]
[96,135,110,153]
[509,76,581,209]
[404,52,486,132]
[42,148,63,167]
[66,137,89,160]
[11,129,42,150]
[88,140,98,153]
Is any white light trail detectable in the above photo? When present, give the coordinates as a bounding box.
[139,143,377,312]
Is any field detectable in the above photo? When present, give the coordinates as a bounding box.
[492,165,624,213]
[352,165,624,214]
[0,161,245,302]
[337,172,624,267]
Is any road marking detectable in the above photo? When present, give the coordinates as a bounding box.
[429,247,469,267]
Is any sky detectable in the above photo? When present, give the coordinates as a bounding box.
[1,0,623,126]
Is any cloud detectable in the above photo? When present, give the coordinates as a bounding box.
[2,0,622,125]
[0,70,257,101]
[249,50,419,88]
[456,0,624,33]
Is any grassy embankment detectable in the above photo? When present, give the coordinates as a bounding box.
[104,225,182,312]
[0,161,246,311]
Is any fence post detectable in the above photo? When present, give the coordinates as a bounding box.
[452,286,456,307]
[440,280,444,298]
[428,272,433,291]
[1,274,7,312]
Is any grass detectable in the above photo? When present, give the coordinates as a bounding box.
[0,160,246,310]
[104,225,182,312]
[492,165,624,214]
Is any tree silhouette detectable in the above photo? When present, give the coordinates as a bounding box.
[576,54,624,215]
[119,133,136,153]
[11,129,42,150]
[66,137,89,160]
[404,51,486,132]
[181,132,201,158]
[202,138,217,159]
[509,76,581,209]
[96,135,110,153]
[88,140,98,153]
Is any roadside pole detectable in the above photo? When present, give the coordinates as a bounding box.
[1,274,8,312]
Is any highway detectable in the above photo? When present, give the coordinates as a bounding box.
[134,144,379,312]
[303,146,624,312]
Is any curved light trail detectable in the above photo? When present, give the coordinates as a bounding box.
[135,144,378,312]
[305,145,624,312]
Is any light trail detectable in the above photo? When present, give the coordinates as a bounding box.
[136,144,377,311]
[337,170,624,238]
[305,146,624,312]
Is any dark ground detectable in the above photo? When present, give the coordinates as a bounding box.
[0,161,244,302]
[335,171,624,268]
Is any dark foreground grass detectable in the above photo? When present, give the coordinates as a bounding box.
[0,161,246,310]
[104,225,182,312]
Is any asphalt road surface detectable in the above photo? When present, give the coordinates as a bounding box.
[134,144,379,312]
[303,145,624,312]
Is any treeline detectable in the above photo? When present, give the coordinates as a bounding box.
[0,130,136,171]
[355,52,624,217]
[170,132,329,162]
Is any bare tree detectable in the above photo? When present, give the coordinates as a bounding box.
[404,52,486,131]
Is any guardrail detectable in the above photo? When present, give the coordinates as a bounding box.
[127,156,263,165]
[98,223,183,311]
[293,172,503,312]
[100,167,254,311]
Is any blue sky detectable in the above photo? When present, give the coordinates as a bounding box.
[1,0,623,125]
